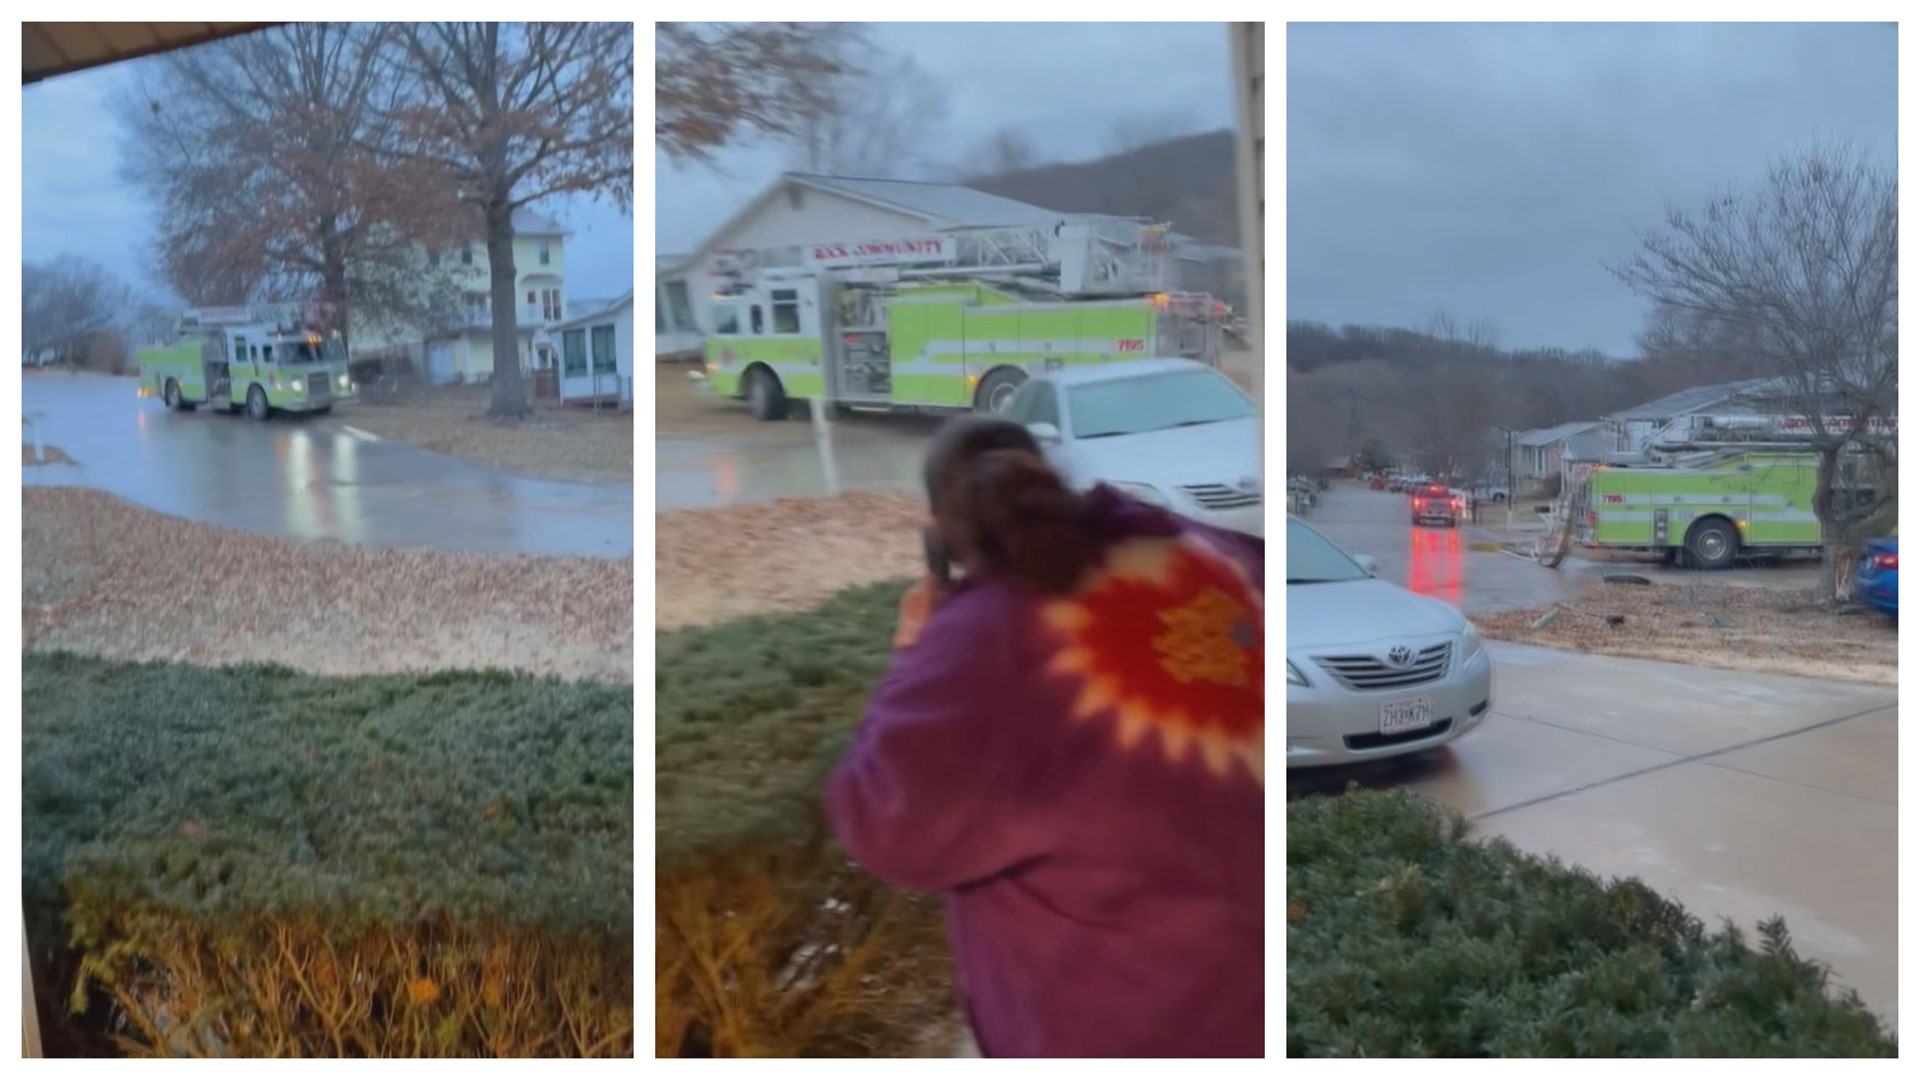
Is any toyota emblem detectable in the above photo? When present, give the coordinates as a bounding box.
[1386,645,1414,668]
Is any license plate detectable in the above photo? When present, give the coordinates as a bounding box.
[1380,697,1435,736]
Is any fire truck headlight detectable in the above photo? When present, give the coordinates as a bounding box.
[337,373,350,390]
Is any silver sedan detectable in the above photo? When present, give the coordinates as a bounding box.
[1285,516,1493,768]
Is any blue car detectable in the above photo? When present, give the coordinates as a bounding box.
[1854,537,1898,617]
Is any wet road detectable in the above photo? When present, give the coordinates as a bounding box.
[656,410,937,511]
[24,375,632,557]
[1288,643,1899,1025]
[1299,484,1589,615]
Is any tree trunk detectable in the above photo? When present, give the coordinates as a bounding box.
[1813,448,1848,610]
[485,202,530,420]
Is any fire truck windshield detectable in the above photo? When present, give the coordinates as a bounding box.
[272,335,346,363]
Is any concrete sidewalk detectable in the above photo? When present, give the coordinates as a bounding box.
[1290,642,1899,1026]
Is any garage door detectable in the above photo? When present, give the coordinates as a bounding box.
[425,340,456,386]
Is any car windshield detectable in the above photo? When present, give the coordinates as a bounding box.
[1068,369,1254,439]
[1286,518,1370,585]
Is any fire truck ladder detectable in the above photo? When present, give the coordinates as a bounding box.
[735,221,1180,299]
[1533,463,1596,569]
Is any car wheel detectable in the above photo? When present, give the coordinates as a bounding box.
[1685,518,1738,571]
[746,367,787,422]
[246,385,271,422]
[974,368,1027,414]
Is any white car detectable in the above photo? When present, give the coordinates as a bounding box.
[1285,516,1493,768]
[1003,358,1263,536]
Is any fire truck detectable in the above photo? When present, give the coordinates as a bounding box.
[1534,411,1894,569]
[702,221,1230,420]
[138,304,356,421]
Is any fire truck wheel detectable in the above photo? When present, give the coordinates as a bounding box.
[1685,517,1738,571]
[163,379,181,410]
[246,385,271,422]
[975,368,1027,413]
[745,367,788,422]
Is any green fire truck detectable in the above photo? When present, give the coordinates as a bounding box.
[702,223,1228,420]
[138,304,355,421]
[1556,442,1889,570]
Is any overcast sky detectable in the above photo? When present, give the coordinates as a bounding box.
[22,50,633,306]
[1286,22,1897,357]
[654,22,1237,256]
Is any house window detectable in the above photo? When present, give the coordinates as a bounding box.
[750,305,764,334]
[538,239,551,266]
[713,304,740,335]
[591,325,617,373]
[527,290,536,307]
[543,289,562,322]
[771,288,800,333]
[665,281,694,331]
[461,245,473,266]
[562,328,587,376]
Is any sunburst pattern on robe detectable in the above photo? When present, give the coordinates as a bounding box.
[1041,533,1264,783]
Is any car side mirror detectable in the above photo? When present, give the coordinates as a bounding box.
[1028,422,1061,444]
[1355,555,1379,576]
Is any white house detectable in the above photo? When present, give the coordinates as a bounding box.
[654,254,701,361]
[354,209,572,386]
[652,172,1240,358]
[551,290,633,407]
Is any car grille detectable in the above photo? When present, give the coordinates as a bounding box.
[1313,642,1453,691]
[1182,483,1261,510]
[307,372,332,400]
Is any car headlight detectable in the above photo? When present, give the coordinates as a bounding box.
[1112,481,1168,507]
[1287,660,1309,687]
[1460,622,1484,662]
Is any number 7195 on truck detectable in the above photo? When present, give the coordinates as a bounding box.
[138,304,355,421]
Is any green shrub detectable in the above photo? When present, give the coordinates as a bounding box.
[22,653,633,1057]
[655,582,958,1057]
[1287,789,1896,1057]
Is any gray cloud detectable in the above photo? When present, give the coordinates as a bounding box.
[23,51,632,304]
[654,22,1237,254]
[1286,22,1896,355]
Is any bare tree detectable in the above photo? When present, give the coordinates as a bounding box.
[116,23,468,346]
[383,22,633,419]
[655,23,849,164]
[1108,110,1197,155]
[790,47,946,177]
[975,126,1038,175]
[23,257,130,366]
[1611,143,1897,601]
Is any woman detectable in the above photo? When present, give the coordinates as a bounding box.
[824,415,1264,1058]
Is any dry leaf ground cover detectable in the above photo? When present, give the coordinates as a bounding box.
[24,487,632,684]
[23,442,75,466]
[656,493,926,630]
[348,381,631,484]
[1479,583,1897,686]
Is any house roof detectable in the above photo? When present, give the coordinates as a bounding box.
[548,289,632,331]
[1604,377,1776,422]
[662,171,1236,274]
[1514,421,1605,448]
[512,209,568,236]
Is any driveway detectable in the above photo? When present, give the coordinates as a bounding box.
[24,373,631,557]
[1288,642,1899,1026]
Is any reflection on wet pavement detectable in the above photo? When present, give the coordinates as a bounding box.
[24,375,632,557]
[656,415,937,511]
[1302,486,1587,616]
